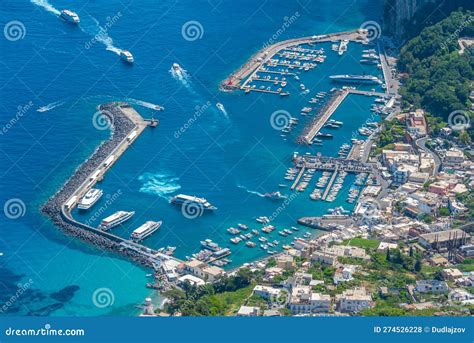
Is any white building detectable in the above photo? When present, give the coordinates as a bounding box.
[333,265,356,285]
[237,306,260,316]
[336,287,373,313]
[253,285,281,300]
[288,286,331,314]
[415,280,449,294]
[443,148,464,165]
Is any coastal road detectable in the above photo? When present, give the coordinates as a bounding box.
[415,136,441,176]
[378,40,400,98]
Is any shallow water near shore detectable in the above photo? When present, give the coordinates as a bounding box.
[0,0,383,315]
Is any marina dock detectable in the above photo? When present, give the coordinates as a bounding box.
[290,166,306,190]
[300,89,349,144]
[321,167,339,201]
[299,89,388,145]
[221,29,369,91]
[294,154,372,174]
[42,102,183,270]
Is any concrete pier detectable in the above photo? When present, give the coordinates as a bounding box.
[41,102,182,269]
[322,168,339,201]
[221,29,368,91]
[294,155,372,174]
[299,90,349,144]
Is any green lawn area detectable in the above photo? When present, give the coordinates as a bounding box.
[343,238,380,250]
[458,258,474,272]
[200,283,255,316]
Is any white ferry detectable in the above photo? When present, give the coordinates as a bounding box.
[77,188,103,210]
[130,221,162,241]
[120,50,134,64]
[329,74,382,84]
[99,211,134,231]
[200,238,220,251]
[60,10,80,24]
[170,194,217,211]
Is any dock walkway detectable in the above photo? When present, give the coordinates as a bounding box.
[322,167,339,200]
[42,102,183,270]
[221,30,368,91]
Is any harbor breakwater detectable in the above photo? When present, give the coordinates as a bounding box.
[41,103,156,269]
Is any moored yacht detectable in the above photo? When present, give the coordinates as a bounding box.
[77,188,103,210]
[99,211,134,231]
[131,221,162,241]
[120,50,134,64]
[60,10,80,24]
[329,74,382,84]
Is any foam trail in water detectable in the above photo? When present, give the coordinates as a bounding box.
[81,15,121,54]
[36,100,65,112]
[169,65,193,90]
[216,102,228,117]
[126,98,163,111]
[138,173,181,200]
[237,184,265,197]
[31,0,60,16]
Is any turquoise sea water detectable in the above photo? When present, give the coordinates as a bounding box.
[0,0,383,316]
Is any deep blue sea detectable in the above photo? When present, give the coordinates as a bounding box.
[0,0,383,316]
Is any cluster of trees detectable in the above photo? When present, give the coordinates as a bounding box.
[373,120,405,153]
[398,10,474,140]
[456,190,474,218]
[385,247,422,273]
[384,1,474,40]
[162,269,254,316]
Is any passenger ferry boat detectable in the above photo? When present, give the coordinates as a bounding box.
[200,239,225,252]
[329,74,382,84]
[263,191,287,200]
[77,188,103,210]
[131,221,162,241]
[170,194,217,210]
[120,50,134,64]
[60,10,80,24]
[99,211,134,231]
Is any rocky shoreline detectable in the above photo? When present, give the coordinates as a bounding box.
[41,102,154,269]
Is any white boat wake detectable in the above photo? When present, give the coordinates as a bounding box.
[169,66,192,89]
[237,184,265,198]
[36,100,65,112]
[81,15,121,54]
[126,98,163,111]
[216,102,228,117]
[138,172,181,200]
[30,0,60,16]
